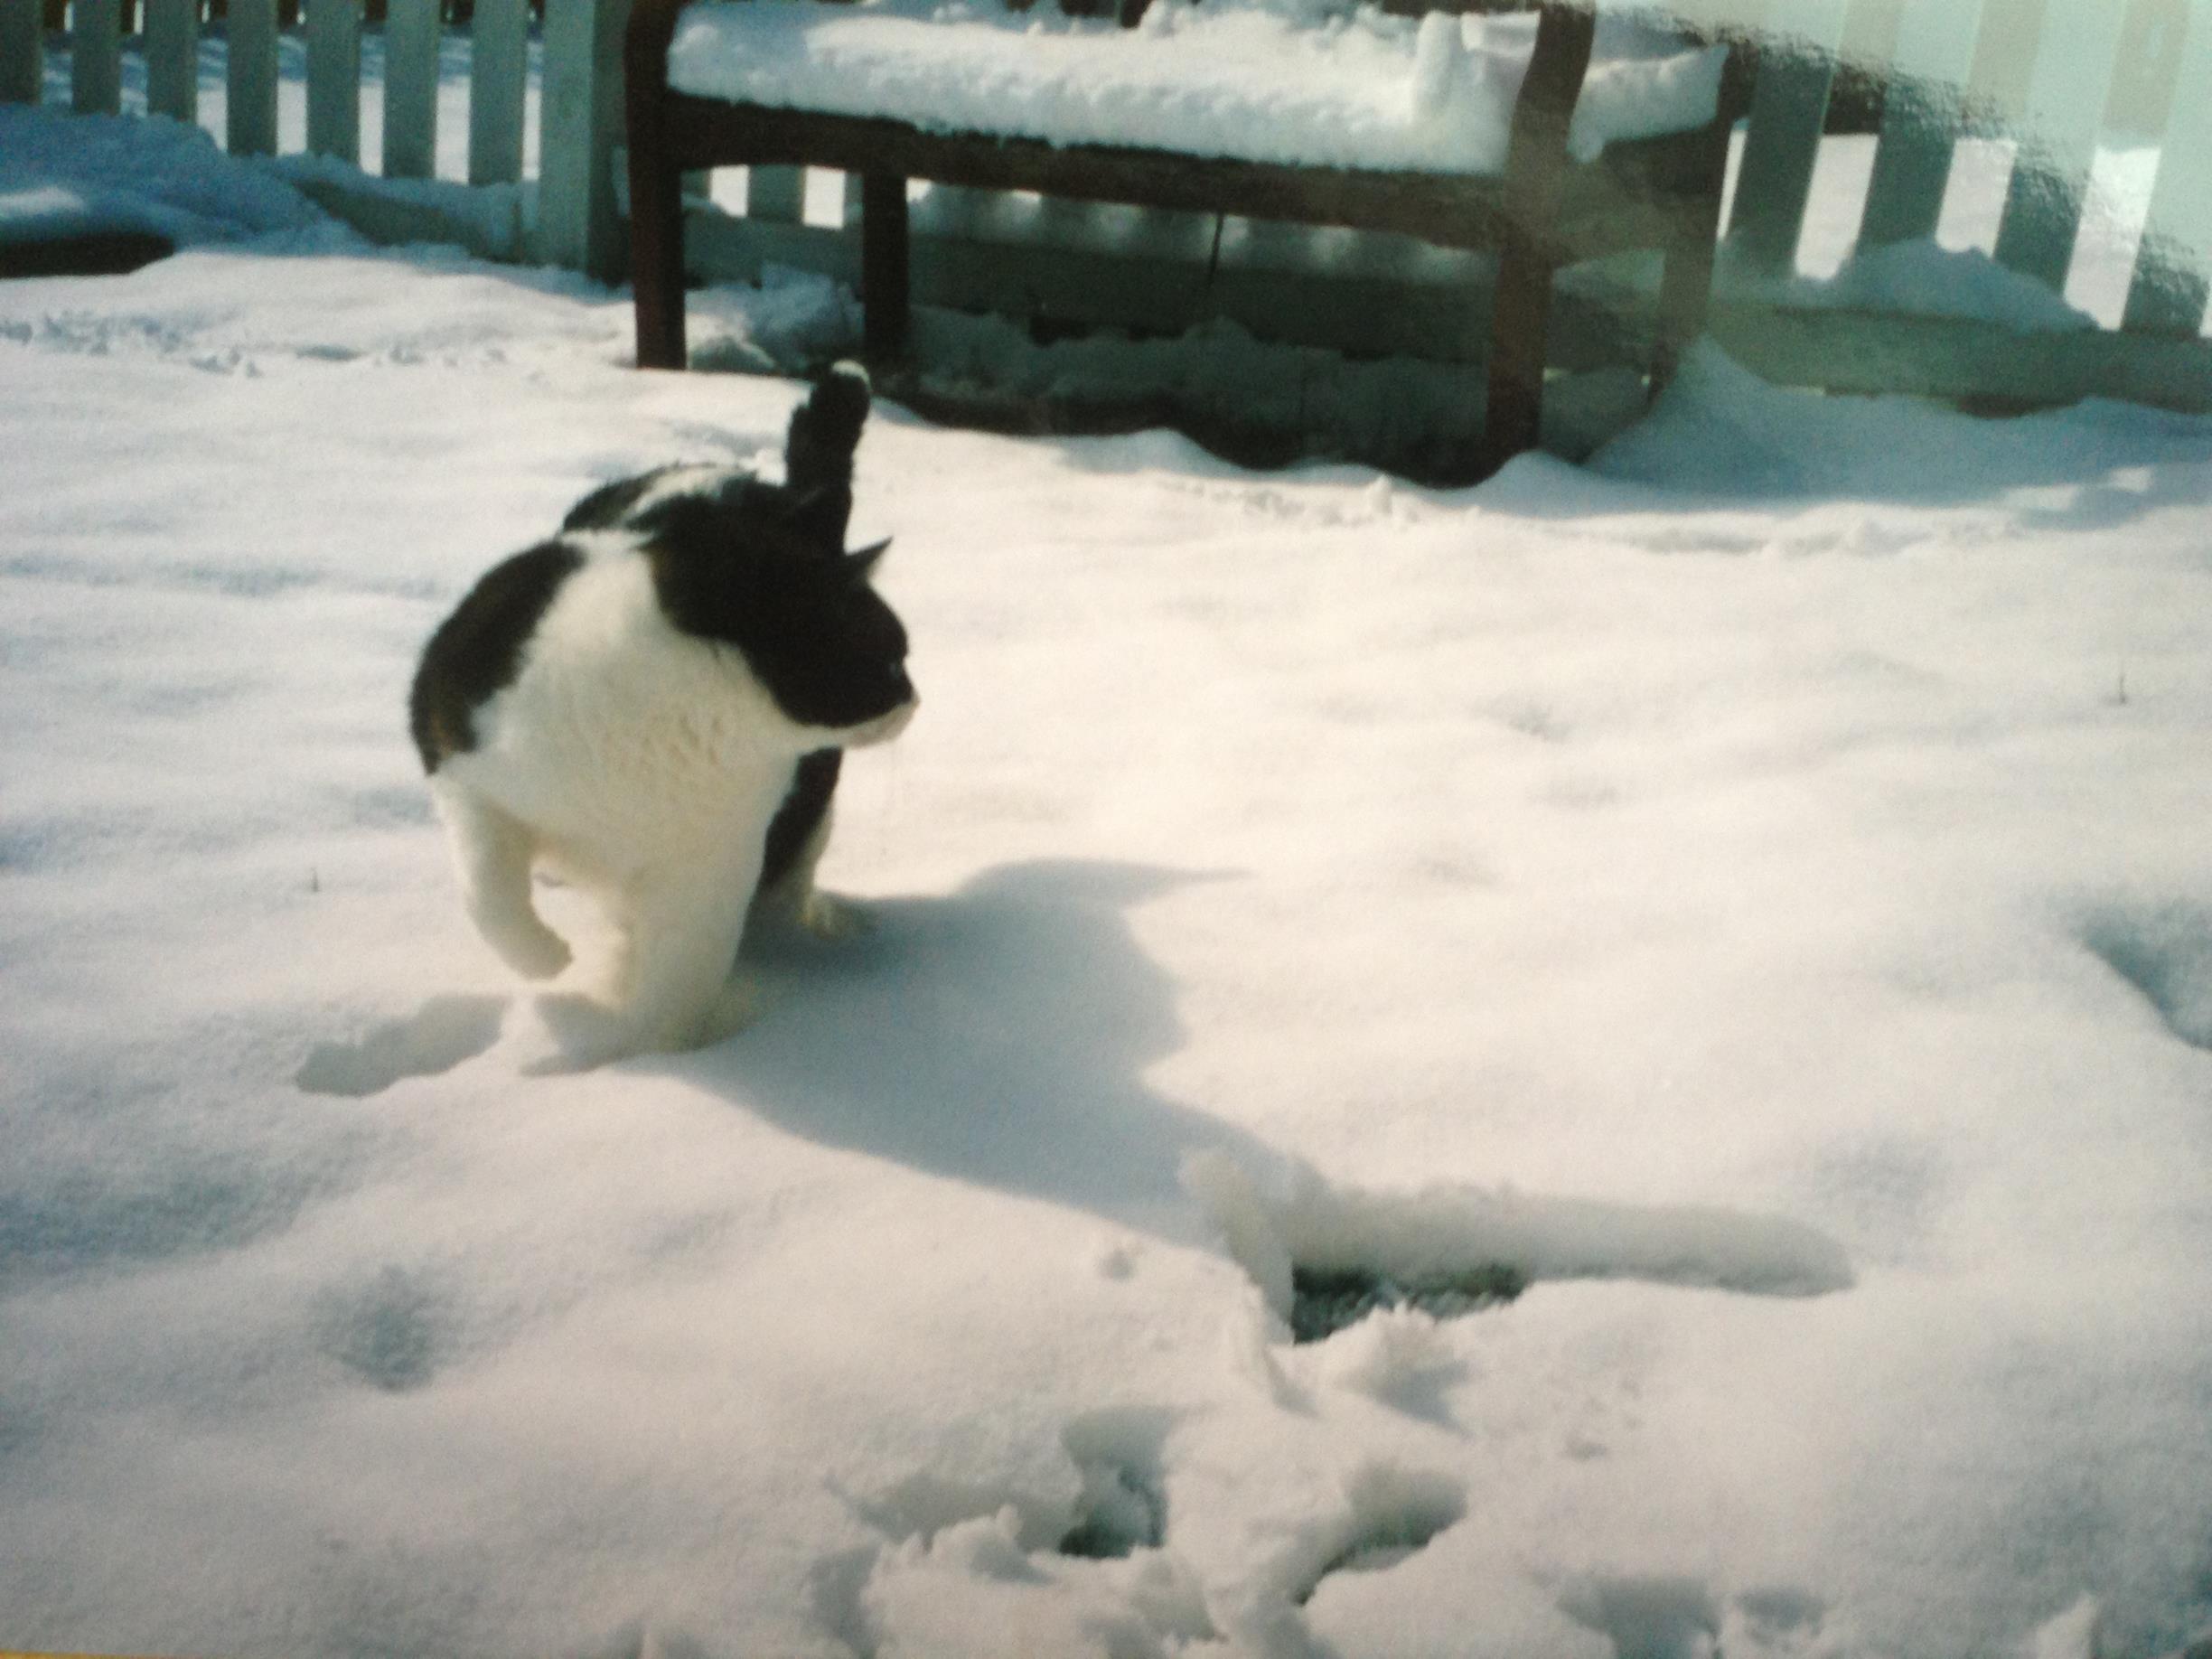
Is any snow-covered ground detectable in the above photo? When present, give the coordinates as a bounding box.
[5,102,2212,1659]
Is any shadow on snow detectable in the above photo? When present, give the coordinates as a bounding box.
[682,858,1283,1246]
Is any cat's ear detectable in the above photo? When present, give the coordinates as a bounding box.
[784,484,853,552]
[847,538,892,576]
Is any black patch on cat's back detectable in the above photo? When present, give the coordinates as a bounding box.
[560,466,688,534]
[409,539,585,772]
[761,749,841,893]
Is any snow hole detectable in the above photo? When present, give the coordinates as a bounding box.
[1289,1261,1524,1345]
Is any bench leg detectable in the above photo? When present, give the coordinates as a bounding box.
[1478,2,1591,477]
[860,173,911,363]
[1652,117,1732,397]
[632,166,688,369]
[1484,231,1555,475]
[627,80,686,368]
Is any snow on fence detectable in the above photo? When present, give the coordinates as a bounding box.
[5,0,2210,417]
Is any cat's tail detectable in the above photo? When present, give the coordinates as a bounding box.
[784,361,872,498]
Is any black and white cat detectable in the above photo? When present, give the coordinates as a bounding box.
[408,364,915,1061]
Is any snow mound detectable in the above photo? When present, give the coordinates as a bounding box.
[0,105,337,254]
[1587,342,2212,501]
[1725,237,2101,333]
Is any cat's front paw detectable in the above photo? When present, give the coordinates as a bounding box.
[521,976,757,1071]
[484,916,572,981]
[524,990,633,1073]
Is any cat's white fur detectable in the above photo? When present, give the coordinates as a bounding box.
[430,535,913,1064]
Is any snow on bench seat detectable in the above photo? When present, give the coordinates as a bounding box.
[665,0,1727,178]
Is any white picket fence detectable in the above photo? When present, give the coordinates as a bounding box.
[1711,0,2212,409]
[5,0,2210,415]
[0,0,612,267]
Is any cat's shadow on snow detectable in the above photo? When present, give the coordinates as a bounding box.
[681,858,1279,1242]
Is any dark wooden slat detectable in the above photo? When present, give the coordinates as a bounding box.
[626,0,688,366]
[860,172,912,361]
[1485,0,1593,470]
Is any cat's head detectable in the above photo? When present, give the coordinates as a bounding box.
[634,474,916,745]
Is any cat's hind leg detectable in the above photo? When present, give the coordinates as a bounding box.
[431,782,572,980]
[750,803,869,943]
[749,750,867,944]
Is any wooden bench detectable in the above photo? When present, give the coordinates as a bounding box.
[624,0,1745,480]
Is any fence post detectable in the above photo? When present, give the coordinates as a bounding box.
[0,0,40,105]
[305,0,361,161]
[1726,0,1848,276]
[71,0,121,114]
[383,0,439,178]
[539,0,631,279]
[2122,0,2212,335]
[468,0,529,184]
[1990,0,2128,291]
[228,0,280,155]
[145,0,200,120]
[1856,0,1983,249]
